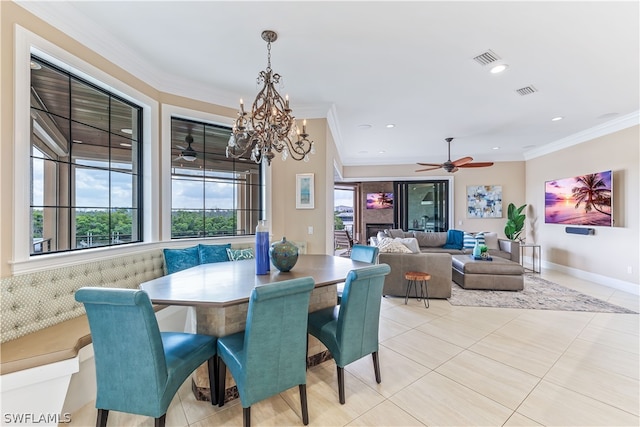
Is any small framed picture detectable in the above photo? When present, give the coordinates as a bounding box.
[296,173,314,209]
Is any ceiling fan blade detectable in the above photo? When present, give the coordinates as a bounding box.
[176,145,186,150]
[459,162,495,168]
[452,156,473,167]
[416,162,443,167]
[415,166,443,172]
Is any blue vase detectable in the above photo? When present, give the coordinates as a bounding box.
[255,220,270,275]
[473,241,482,257]
[269,237,299,272]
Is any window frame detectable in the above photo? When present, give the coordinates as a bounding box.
[29,55,144,255]
[167,115,264,239]
[12,26,159,273]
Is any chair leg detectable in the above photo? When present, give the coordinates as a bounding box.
[217,357,227,407]
[96,409,108,427]
[337,366,346,404]
[208,356,218,405]
[299,384,309,425]
[372,352,381,383]
[154,414,166,427]
[243,407,251,427]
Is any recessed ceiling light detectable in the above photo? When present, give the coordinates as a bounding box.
[378,150,386,154]
[30,61,41,70]
[357,124,372,129]
[121,128,133,134]
[492,146,500,150]
[73,140,83,144]
[551,116,564,121]
[120,142,132,147]
[386,124,395,128]
[490,64,509,74]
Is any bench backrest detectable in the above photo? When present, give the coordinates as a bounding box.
[1,249,165,343]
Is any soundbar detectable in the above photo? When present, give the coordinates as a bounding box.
[565,227,595,235]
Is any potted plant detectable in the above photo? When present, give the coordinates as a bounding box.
[504,203,527,241]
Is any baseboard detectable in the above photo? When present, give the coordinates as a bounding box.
[543,261,639,296]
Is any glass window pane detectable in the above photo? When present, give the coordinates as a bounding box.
[74,166,110,208]
[111,134,137,172]
[171,209,204,239]
[205,210,236,236]
[71,121,109,156]
[75,208,110,248]
[205,180,235,210]
[111,98,139,141]
[31,60,70,119]
[110,208,137,244]
[111,171,136,209]
[172,178,204,209]
[31,110,71,158]
[71,78,109,131]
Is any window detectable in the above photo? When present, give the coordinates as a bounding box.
[394,180,451,232]
[170,117,262,238]
[30,56,143,254]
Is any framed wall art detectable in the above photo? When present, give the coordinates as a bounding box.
[467,185,502,218]
[296,173,315,209]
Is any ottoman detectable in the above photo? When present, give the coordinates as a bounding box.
[452,255,524,290]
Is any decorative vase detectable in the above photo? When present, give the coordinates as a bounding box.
[255,220,270,275]
[269,237,299,272]
[473,241,482,257]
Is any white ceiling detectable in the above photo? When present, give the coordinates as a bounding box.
[19,1,640,167]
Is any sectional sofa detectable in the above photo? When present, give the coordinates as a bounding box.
[374,229,521,298]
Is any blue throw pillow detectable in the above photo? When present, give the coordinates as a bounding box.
[442,229,464,250]
[198,243,232,264]
[163,246,200,274]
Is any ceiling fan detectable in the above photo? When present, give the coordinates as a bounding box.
[174,133,197,162]
[416,137,494,173]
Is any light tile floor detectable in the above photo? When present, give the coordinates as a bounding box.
[66,270,639,426]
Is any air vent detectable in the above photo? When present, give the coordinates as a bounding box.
[515,85,538,96]
[472,50,501,66]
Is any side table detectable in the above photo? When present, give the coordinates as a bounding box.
[519,244,541,273]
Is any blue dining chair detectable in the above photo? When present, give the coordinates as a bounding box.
[308,263,391,404]
[336,244,379,303]
[217,277,315,427]
[75,287,218,427]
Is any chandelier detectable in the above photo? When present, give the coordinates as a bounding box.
[226,30,314,165]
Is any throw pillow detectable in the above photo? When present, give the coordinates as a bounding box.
[463,232,477,249]
[442,229,464,250]
[163,246,200,274]
[395,237,420,253]
[198,243,232,264]
[474,232,486,246]
[226,247,255,261]
[377,237,412,253]
[480,232,499,250]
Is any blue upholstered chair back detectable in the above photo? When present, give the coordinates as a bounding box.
[240,277,315,407]
[75,288,168,416]
[335,264,390,366]
[350,245,379,264]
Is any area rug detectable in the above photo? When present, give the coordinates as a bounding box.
[448,275,637,313]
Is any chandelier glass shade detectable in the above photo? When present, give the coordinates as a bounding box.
[226,30,314,165]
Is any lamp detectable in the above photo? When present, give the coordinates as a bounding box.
[226,30,314,165]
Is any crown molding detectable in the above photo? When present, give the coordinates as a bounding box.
[524,111,640,161]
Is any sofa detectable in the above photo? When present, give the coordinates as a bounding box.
[379,229,520,263]
[373,229,521,298]
[379,252,452,298]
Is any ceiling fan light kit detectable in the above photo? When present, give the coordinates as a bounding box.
[415,137,494,173]
[179,134,197,162]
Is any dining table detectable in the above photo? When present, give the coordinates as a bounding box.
[139,254,372,402]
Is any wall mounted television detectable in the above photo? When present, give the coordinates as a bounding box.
[366,192,394,209]
[545,170,613,226]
